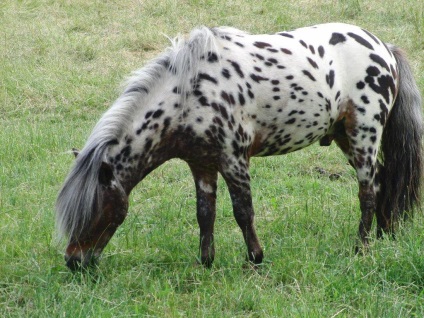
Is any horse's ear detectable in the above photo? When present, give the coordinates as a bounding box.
[99,162,114,185]
[72,148,80,158]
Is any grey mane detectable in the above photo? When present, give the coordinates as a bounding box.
[55,26,219,241]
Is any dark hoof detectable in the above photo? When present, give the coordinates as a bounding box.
[198,256,214,268]
[247,250,264,265]
[354,242,369,256]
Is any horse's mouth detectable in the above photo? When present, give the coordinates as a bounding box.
[65,249,99,271]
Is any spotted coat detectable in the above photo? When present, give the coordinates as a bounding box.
[57,23,423,269]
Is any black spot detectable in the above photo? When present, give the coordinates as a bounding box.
[299,40,308,48]
[136,120,150,135]
[213,116,224,127]
[267,48,279,53]
[267,58,278,64]
[235,42,244,47]
[357,107,366,114]
[309,45,315,54]
[302,70,316,82]
[376,100,388,125]
[329,33,346,45]
[207,52,219,63]
[145,111,153,119]
[369,53,390,72]
[281,48,292,55]
[361,29,380,45]
[255,54,265,60]
[278,32,294,38]
[121,145,131,158]
[221,91,235,105]
[152,109,164,119]
[254,66,262,72]
[218,104,229,120]
[173,86,180,94]
[198,73,218,84]
[318,46,325,58]
[326,70,335,88]
[307,57,319,69]
[198,95,209,106]
[254,41,272,49]
[285,118,296,124]
[125,85,149,95]
[365,70,394,103]
[222,68,231,79]
[361,95,370,104]
[347,32,374,50]
[271,80,280,85]
[229,60,244,78]
[239,93,246,106]
[335,91,341,100]
[250,74,269,83]
[325,99,331,111]
[357,81,365,89]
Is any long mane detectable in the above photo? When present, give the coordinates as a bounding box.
[56,26,219,241]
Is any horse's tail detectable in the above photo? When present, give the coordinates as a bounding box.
[376,44,423,236]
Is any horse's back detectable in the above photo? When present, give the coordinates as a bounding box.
[191,23,398,157]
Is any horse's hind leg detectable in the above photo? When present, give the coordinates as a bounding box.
[219,156,263,264]
[373,162,394,239]
[333,103,381,250]
[189,165,218,267]
[335,133,378,250]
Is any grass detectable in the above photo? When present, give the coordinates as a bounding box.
[1,0,424,316]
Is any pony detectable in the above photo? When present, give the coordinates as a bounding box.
[56,23,423,270]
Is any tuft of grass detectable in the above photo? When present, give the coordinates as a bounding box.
[1,0,424,317]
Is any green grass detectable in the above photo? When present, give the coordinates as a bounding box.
[1,0,424,316]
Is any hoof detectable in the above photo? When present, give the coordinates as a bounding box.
[246,249,264,265]
[198,256,214,268]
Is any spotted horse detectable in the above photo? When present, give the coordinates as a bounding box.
[56,23,423,270]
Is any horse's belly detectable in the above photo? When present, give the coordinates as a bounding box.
[250,113,331,157]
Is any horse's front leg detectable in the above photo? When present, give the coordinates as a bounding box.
[220,157,263,265]
[189,165,218,267]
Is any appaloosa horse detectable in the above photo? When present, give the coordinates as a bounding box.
[56,23,423,270]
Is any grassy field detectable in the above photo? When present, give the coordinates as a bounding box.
[1,0,424,316]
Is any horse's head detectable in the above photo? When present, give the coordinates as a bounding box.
[64,151,129,271]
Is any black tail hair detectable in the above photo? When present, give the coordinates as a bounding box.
[376,45,423,237]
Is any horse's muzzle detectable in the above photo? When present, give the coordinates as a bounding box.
[65,250,97,271]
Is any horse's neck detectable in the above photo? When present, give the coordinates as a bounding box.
[107,80,184,192]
